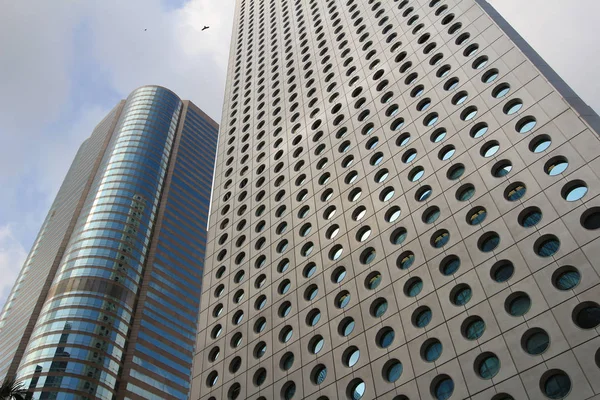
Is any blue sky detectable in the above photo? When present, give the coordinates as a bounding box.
[0,0,599,310]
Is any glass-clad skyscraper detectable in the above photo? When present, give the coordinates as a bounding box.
[0,86,218,399]
[192,0,600,399]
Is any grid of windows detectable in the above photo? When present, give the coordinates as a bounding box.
[193,0,600,399]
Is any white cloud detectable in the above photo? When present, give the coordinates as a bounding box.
[0,225,27,309]
[0,0,234,311]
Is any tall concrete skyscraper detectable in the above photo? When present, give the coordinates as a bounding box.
[0,85,218,399]
[193,0,600,399]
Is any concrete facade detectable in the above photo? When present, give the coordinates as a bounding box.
[192,0,600,399]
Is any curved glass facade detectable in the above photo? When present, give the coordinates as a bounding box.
[16,87,183,399]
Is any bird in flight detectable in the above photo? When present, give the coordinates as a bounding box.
[202,26,210,31]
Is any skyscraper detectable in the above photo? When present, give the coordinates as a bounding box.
[0,85,218,399]
[192,0,600,399]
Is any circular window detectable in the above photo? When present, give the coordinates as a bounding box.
[490,160,512,179]
[529,134,551,153]
[431,128,447,143]
[432,375,454,400]
[376,327,395,348]
[423,206,441,224]
[385,206,402,222]
[279,325,294,343]
[278,259,290,274]
[329,244,344,261]
[280,352,294,371]
[413,306,432,328]
[460,106,478,121]
[303,262,317,278]
[438,145,456,160]
[300,242,314,257]
[298,205,310,218]
[397,251,415,270]
[422,338,443,362]
[478,232,500,252]
[253,368,267,386]
[279,279,291,295]
[255,274,266,289]
[311,364,327,385]
[452,91,468,105]
[230,332,242,348]
[541,370,572,399]
[228,382,241,400]
[544,156,569,176]
[391,118,405,131]
[326,224,340,240]
[209,347,220,362]
[476,353,500,379]
[572,301,600,329]
[469,122,488,139]
[417,98,432,112]
[402,148,418,163]
[347,379,366,400]
[456,183,475,201]
[534,235,560,257]
[505,292,531,316]
[503,99,523,115]
[323,205,336,220]
[300,223,312,237]
[444,77,460,91]
[447,163,465,180]
[206,371,219,387]
[482,68,499,83]
[431,230,450,248]
[254,317,267,333]
[440,255,460,276]
[404,277,423,297]
[396,132,411,147]
[409,166,425,182]
[371,297,388,318]
[332,267,347,284]
[492,82,511,98]
[462,316,486,340]
[562,180,588,201]
[360,247,377,264]
[374,169,389,183]
[232,310,244,325]
[254,341,267,358]
[370,152,384,166]
[279,301,292,318]
[346,170,359,184]
[522,328,550,355]
[505,182,527,201]
[343,346,361,367]
[451,284,472,306]
[380,187,395,202]
[309,335,325,354]
[335,291,351,309]
[581,207,600,230]
[281,381,296,400]
[416,186,433,202]
[481,140,500,157]
[552,266,581,290]
[424,112,439,126]
[516,116,537,133]
[466,206,487,225]
[472,55,488,69]
[211,324,222,339]
[390,227,408,245]
[307,309,321,327]
[383,359,403,382]
[305,284,318,301]
[339,317,355,337]
[491,260,514,283]
[518,206,543,227]
[365,271,382,290]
